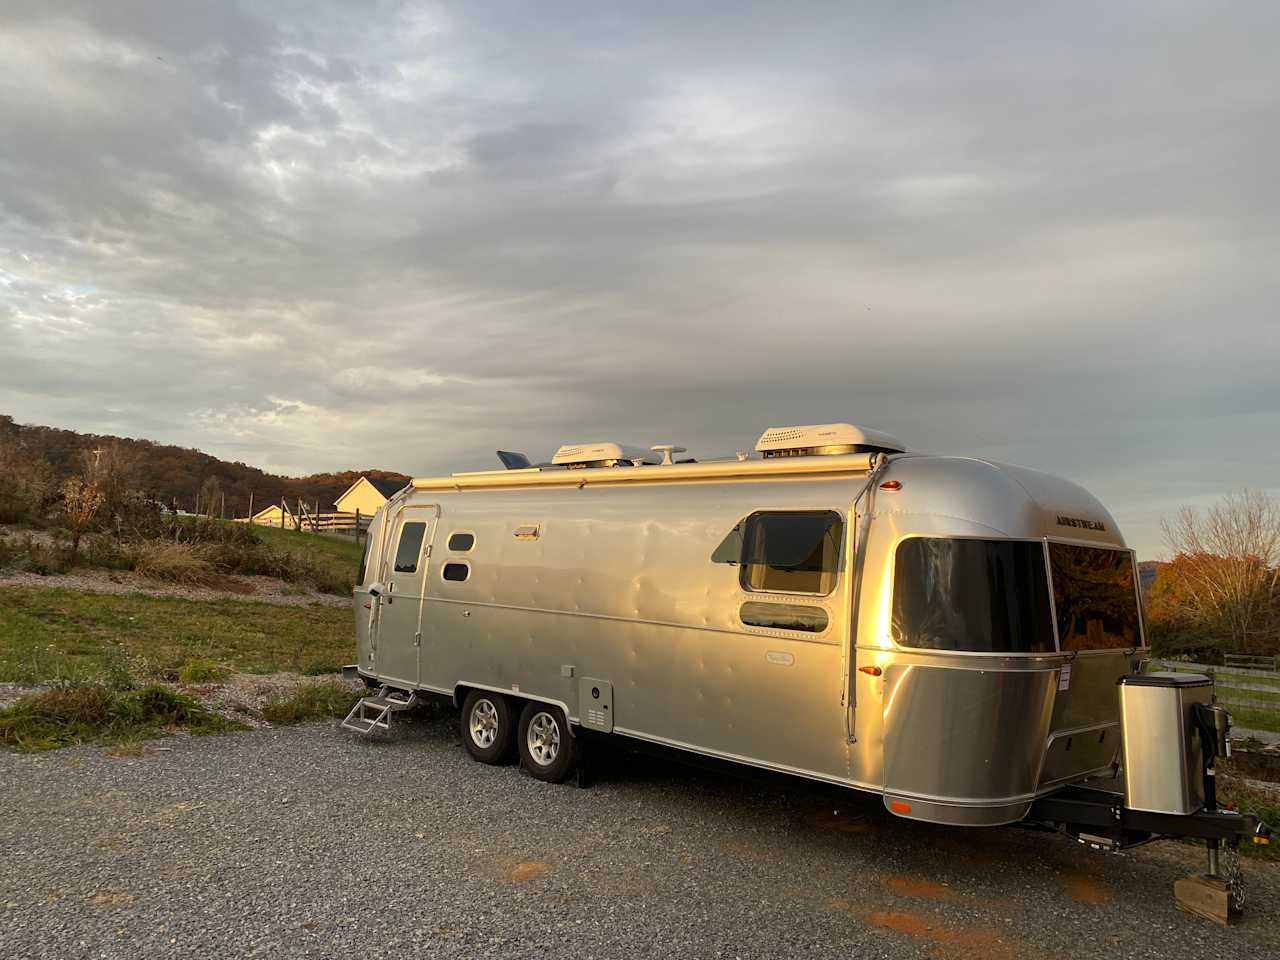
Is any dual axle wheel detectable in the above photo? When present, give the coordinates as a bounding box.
[460,689,577,783]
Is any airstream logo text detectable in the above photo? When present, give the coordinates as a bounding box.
[1056,515,1106,532]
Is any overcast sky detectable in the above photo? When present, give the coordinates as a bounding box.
[1,2,1277,556]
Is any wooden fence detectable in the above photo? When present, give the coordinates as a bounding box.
[1153,660,1280,711]
[248,497,373,539]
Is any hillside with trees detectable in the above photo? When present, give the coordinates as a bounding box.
[0,414,408,519]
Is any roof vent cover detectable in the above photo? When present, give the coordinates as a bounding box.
[551,442,661,468]
[754,423,905,458]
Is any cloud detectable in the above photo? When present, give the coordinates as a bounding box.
[1,1,1278,554]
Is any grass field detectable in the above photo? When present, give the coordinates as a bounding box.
[0,587,355,685]
[1218,684,1280,704]
[230,522,365,594]
[245,523,365,572]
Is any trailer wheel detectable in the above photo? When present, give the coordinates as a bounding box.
[460,690,515,764]
[517,702,577,783]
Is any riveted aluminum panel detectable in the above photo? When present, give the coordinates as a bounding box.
[881,663,1058,820]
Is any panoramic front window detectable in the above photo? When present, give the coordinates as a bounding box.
[739,511,843,595]
[393,521,427,573]
[1048,542,1143,651]
[892,537,1055,653]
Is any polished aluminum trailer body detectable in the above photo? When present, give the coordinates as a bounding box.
[353,450,1144,826]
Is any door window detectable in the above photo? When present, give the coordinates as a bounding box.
[393,521,427,573]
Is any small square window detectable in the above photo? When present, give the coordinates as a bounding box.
[448,532,475,552]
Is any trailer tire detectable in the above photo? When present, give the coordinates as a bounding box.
[460,690,515,764]
[517,702,577,783]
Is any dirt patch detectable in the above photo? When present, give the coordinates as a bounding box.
[719,840,774,862]
[862,909,1032,960]
[86,891,137,909]
[504,861,550,882]
[1058,867,1114,905]
[883,875,956,901]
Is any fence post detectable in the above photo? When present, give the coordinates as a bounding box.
[248,491,254,525]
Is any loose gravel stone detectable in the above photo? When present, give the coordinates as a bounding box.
[1,709,1277,959]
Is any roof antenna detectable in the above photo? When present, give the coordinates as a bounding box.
[650,444,687,466]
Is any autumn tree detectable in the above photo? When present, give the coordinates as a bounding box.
[1160,489,1280,655]
[61,477,105,555]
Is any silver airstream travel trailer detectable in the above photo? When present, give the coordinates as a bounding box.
[343,423,1269,918]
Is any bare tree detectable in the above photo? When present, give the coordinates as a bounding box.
[198,476,223,519]
[81,441,139,519]
[1161,489,1280,653]
[61,477,105,555]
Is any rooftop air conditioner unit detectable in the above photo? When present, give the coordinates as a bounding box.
[551,442,661,469]
[754,423,906,458]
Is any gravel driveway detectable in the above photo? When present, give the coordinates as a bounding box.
[2,709,1277,960]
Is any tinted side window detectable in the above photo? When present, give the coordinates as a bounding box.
[448,532,475,552]
[442,562,470,582]
[1048,543,1142,651]
[393,522,427,573]
[741,511,843,595]
[892,538,1055,653]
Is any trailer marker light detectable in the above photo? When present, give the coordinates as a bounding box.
[889,801,912,815]
[858,666,882,677]
[879,480,902,491]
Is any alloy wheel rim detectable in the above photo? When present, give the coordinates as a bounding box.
[470,699,498,748]
[526,711,560,766]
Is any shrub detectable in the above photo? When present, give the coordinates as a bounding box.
[301,658,343,676]
[82,534,131,571]
[3,535,72,576]
[178,659,226,684]
[0,684,242,752]
[130,540,213,584]
[261,682,361,725]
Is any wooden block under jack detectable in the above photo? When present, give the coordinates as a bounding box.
[1173,874,1240,925]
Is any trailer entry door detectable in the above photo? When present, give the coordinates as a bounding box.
[372,504,437,687]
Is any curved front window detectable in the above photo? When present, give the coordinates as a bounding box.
[891,537,1055,653]
[1048,542,1142,651]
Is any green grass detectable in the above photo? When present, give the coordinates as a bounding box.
[0,587,355,684]
[1218,685,1280,704]
[260,681,362,725]
[242,523,364,583]
[0,684,244,752]
[1225,705,1280,735]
